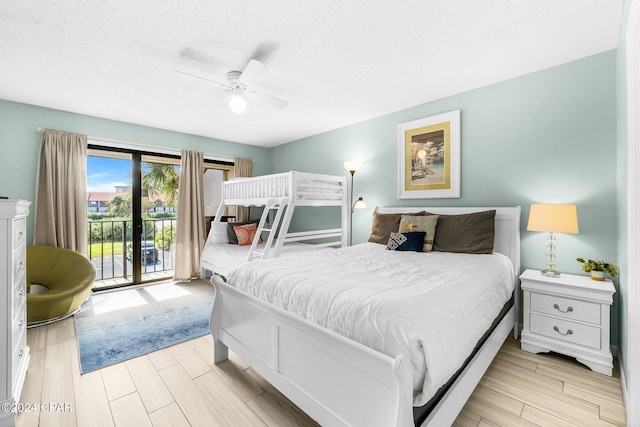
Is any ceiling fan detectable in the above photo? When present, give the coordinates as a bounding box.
[176,59,288,114]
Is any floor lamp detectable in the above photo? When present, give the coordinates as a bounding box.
[344,161,366,245]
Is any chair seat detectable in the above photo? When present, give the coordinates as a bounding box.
[26,246,96,326]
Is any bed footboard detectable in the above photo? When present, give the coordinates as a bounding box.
[209,276,415,427]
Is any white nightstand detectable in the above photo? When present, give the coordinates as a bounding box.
[520,268,615,376]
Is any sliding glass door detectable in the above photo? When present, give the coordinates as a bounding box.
[87,148,180,289]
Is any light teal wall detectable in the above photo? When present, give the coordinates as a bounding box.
[0,99,271,244]
[271,51,620,344]
[616,0,633,387]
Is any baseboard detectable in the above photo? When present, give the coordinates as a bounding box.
[610,345,629,422]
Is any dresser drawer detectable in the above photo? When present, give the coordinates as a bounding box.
[13,217,26,250]
[12,328,27,388]
[12,299,27,344]
[12,275,26,321]
[530,313,601,349]
[530,292,601,324]
[13,245,26,283]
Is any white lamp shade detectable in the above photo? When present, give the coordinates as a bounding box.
[353,197,366,209]
[343,161,360,173]
[527,204,579,233]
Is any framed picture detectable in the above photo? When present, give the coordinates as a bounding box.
[397,110,460,199]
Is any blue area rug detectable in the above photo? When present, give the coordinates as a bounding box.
[74,280,214,373]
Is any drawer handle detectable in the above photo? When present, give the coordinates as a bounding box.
[553,325,573,336]
[553,303,573,313]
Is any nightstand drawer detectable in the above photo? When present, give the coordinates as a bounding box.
[529,313,601,349]
[530,292,600,324]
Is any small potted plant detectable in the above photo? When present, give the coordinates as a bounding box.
[576,258,619,281]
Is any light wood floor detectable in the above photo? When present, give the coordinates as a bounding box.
[16,318,626,427]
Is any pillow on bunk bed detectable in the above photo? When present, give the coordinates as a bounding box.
[398,214,439,252]
[233,223,260,246]
[227,219,259,244]
[429,210,496,254]
[206,222,229,245]
[367,211,426,244]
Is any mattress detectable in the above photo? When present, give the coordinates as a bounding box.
[226,242,515,405]
[200,242,333,277]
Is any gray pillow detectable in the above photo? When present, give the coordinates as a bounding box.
[431,210,496,254]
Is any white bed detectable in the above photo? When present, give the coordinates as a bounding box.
[209,206,521,426]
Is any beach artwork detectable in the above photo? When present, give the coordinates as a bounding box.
[397,110,460,199]
[409,129,445,186]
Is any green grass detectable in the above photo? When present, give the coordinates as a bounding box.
[89,241,127,258]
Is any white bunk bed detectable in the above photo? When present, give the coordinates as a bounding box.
[209,206,521,427]
[201,171,348,277]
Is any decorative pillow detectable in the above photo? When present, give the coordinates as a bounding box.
[368,211,426,244]
[227,219,259,244]
[233,223,259,246]
[386,232,426,252]
[431,210,496,254]
[206,222,229,245]
[398,214,439,252]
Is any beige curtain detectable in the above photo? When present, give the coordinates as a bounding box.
[34,129,88,255]
[173,150,206,281]
[234,157,252,222]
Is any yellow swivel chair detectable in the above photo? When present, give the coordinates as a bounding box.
[26,246,96,327]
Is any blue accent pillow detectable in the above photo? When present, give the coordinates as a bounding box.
[386,232,426,252]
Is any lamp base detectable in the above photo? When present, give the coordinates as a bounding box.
[541,269,561,278]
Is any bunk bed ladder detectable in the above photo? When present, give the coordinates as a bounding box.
[247,198,289,262]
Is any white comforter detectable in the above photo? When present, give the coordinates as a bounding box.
[227,242,514,405]
[201,242,333,277]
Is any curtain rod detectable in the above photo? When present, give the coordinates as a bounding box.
[35,128,251,163]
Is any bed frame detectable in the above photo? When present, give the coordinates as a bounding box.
[206,171,348,270]
[209,206,521,426]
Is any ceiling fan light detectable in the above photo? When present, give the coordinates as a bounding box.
[229,94,247,114]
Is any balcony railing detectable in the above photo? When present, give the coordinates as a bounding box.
[88,218,177,286]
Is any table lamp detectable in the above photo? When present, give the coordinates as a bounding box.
[527,203,579,277]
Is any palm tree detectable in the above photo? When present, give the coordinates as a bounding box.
[142,163,179,208]
[108,195,131,217]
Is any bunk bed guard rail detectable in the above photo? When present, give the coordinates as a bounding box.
[222,171,347,206]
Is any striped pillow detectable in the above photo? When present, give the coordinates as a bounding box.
[431,210,496,254]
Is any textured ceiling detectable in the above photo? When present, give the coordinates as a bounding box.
[0,1,624,147]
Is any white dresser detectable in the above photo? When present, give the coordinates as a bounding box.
[0,200,30,427]
[520,268,615,376]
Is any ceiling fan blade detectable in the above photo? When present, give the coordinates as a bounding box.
[239,59,265,86]
[174,71,228,89]
[248,90,289,109]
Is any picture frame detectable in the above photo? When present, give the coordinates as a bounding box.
[397,110,460,199]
